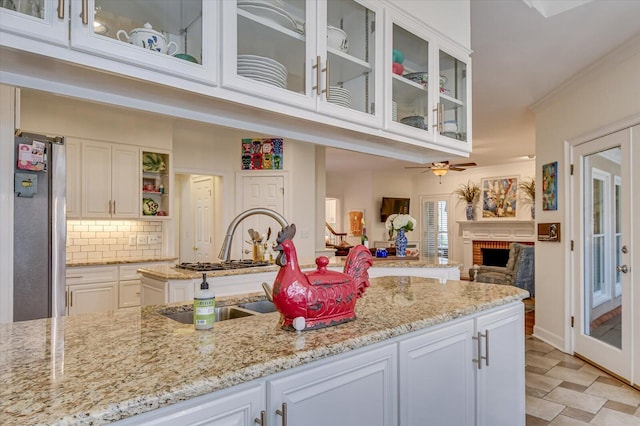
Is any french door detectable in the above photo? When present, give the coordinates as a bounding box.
[572,128,632,383]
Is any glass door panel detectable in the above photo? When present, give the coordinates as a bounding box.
[583,149,620,349]
[438,50,467,142]
[0,0,67,45]
[391,24,430,134]
[236,0,307,95]
[573,128,631,383]
[0,0,44,18]
[94,0,203,65]
[323,0,377,117]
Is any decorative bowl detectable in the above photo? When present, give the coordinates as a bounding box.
[173,53,199,64]
[403,72,428,86]
[142,198,159,215]
[327,26,348,52]
[400,115,426,130]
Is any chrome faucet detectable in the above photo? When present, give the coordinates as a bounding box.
[218,208,289,262]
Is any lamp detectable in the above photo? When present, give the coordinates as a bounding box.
[431,163,449,183]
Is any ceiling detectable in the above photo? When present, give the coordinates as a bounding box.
[326,0,640,173]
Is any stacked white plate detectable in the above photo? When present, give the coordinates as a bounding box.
[327,86,351,107]
[237,54,288,89]
[238,0,304,34]
[392,101,398,121]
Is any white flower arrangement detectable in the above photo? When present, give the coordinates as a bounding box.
[385,213,416,233]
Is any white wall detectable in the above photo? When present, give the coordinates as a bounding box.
[531,35,640,350]
[327,159,534,257]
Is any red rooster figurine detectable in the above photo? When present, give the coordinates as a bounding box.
[272,224,373,331]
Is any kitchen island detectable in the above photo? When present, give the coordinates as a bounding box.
[0,276,527,425]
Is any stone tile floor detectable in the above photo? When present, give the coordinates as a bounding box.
[525,336,640,425]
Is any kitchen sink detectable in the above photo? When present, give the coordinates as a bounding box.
[238,300,277,314]
[161,306,255,324]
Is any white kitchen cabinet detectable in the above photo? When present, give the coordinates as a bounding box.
[268,343,397,426]
[0,0,68,46]
[113,342,396,426]
[475,302,525,426]
[119,263,167,309]
[0,0,217,85]
[385,8,471,151]
[399,319,475,426]
[221,0,384,128]
[65,137,81,218]
[114,382,266,426]
[398,302,524,426]
[141,276,194,306]
[66,265,118,315]
[81,140,139,218]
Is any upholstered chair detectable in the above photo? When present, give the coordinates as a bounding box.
[475,243,535,297]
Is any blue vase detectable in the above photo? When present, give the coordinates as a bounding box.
[395,229,408,257]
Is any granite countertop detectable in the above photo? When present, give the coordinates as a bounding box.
[138,257,461,280]
[0,276,527,425]
[67,257,178,267]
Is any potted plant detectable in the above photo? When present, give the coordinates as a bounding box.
[454,181,480,220]
[519,178,535,219]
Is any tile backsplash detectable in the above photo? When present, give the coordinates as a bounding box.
[66,220,163,262]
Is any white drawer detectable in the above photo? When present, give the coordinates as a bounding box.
[119,262,167,280]
[66,266,118,285]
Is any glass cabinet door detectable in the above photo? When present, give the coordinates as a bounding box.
[318,0,381,125]
[70,0,215,84]
[390,22,432,137]
[438,50,468,143]
[223,0,312,108]
[0,0,67,45]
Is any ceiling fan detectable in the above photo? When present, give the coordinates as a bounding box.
[405,161,477,183]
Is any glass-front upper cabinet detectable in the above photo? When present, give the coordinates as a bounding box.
[221,0,313,109]
[315,0,383,126]
[0,0,68,45]
[387,20,433,139]
[69,0,216,84]
[221,0,382,125]
[437,48,470,143]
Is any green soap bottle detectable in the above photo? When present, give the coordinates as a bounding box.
[194,273,215,330]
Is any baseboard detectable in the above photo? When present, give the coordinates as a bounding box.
[532,325,565,351]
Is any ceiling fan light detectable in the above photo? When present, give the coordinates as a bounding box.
[431,168,448,177]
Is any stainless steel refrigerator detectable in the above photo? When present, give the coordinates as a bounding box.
[13,131,66,322]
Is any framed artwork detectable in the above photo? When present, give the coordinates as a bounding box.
[241,138,283,170]
[538,222,560,242]
[481,176,518,218]
[542,161,558,210]
[348,210,364,236]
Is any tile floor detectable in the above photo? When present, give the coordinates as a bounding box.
[525,336,640,425]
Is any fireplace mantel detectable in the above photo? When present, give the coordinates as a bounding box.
[457,220,536,278]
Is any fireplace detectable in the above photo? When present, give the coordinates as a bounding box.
[472,240,534,266]
[482,248,510,267]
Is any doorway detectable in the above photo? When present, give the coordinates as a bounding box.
[176,173,221,263]
[421,196,450,260]
[571,128,632,383]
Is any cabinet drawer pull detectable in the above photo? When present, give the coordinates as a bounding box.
[57,0,64,19]
[323,59,329,99]
[67,275,84,279]
[312,56,321,95]
[276,402,287,426]
[472,331,488,369]
[70,291,73,307]
[81,0,88,25]
[113,200,116,214]
[108,200,112,215]
[484,329,490,367]
[255,410,266,425]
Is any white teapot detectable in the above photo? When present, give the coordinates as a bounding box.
[117,23,178,55]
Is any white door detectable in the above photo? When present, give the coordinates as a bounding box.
[111,144,139,218]
[82,140,112,217]
[239,175,285,260]
[572,128,632,382]
[193,176,214,262]
[67,282,117,315]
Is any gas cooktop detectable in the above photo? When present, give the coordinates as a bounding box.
[175,260,271,271]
